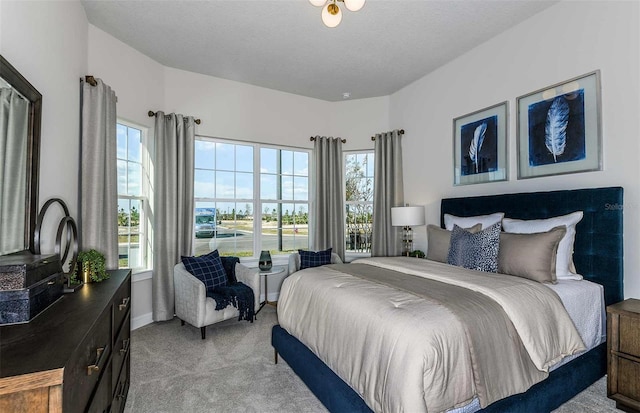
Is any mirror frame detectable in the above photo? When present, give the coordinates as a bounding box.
[0,55,42,253]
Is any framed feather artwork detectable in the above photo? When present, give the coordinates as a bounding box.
[517,71,602,179]
[453,101,508,185]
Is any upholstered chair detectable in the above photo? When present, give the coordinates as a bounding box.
[288,252,343,275]
[174,262,260,339]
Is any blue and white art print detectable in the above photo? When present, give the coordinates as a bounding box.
[461,115,498,176]
[518,71,602,179]
[527,91,586,167]
[453,102,508,186]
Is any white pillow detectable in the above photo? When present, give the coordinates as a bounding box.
[444,212,505,231]
[502,211,583,280]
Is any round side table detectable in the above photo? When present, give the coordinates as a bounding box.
[255,266,285,315]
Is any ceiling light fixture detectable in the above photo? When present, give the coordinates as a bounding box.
[309,0,365,28]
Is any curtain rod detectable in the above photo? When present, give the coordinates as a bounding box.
[371,129,405,141]
[85,75,97,86]
[310,136,346,144]
[148,110,201,125]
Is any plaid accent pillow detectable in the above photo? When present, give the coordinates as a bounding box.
[182,251,228,291]
[299,248,332,270]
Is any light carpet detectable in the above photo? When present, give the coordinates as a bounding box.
[124,305,619,413]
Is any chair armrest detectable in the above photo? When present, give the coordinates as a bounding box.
[235,263,260,311]
[174,263,207,327]
[331,253,343,264]
[288,253,300,275]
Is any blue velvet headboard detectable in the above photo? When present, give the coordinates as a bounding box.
[440,187,624,306]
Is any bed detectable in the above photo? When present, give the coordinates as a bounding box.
[272,187,624,413]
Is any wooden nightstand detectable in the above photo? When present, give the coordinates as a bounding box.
[607,298,640,413]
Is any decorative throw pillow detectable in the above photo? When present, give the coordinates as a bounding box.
[447,222,501,272]
[426,224,482,263]
[299,248,332,270]
[444,212,505,231]
[502,211,583,280]
[182,250,228,290]
[498,226,566,283]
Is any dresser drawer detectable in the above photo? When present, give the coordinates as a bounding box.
[111,353,130,413]
[112,312,131,393]
[113,276,131,335]
[64,308,112,413]
[619,314,640,357]
[86,359,112,413]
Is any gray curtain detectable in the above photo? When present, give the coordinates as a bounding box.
[152,112,195,322]
[371,130,404,257]
[0,88,28,254]
[80,79,119,268]
[311,136,345,261]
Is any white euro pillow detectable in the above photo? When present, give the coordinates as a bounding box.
[501,211,583,280]
[444,212,505,231]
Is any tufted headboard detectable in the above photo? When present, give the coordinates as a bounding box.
[441,187,624,306]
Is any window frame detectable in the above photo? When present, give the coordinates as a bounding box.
[193,136,311,259]
[344,150,375,257]
[116,119,151,272]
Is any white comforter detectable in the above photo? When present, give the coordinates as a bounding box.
[277,257,585,413]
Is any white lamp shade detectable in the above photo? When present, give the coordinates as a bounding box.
[343,0,365,12]
[309,0,326,7]
[321,3,342,28]
[391,206,425,227]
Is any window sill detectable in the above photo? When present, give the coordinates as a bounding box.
[131,269,153,282]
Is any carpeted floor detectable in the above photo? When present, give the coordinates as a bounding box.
[124,305,620,413]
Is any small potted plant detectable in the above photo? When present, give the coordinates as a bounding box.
[76,249,109,283]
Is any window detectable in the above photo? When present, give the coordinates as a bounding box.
[345,151,374,253]
[193,137,310,258]
[116,121,150,270]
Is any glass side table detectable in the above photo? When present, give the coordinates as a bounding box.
[255,266,285,316]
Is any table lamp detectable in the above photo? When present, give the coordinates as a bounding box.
[391,205,425,256]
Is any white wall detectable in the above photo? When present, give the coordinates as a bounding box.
[391,1,640,298]
[1,0,88,228]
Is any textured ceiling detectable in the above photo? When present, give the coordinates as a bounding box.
[82,0,558,102]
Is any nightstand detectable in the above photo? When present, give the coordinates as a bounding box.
[607,298,640,413]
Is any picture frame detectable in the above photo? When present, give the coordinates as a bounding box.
[453,101,508,186]
[517,71,602,179]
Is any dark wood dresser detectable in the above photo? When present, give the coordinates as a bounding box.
[607,298,640,413]
[0,269,131,413]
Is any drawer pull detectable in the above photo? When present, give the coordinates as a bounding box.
[119,297,130,311]
[120,338,131,355]
[116,381,128,399]
[87,345,108,376]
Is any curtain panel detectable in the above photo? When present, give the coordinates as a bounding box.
[0,88,28,254]
[79,78,119,268]
[152,112,195,322]
[372,129,404,257]
[312,136,345,261]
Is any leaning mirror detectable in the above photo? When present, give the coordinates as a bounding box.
[0,55,42,255]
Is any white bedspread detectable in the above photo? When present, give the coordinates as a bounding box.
[277,257,586,413]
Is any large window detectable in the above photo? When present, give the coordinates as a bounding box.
[117,122,150,270]
[345,151,374,253]
[193,138,309,258]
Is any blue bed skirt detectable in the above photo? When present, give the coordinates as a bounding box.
[272,325,606,413]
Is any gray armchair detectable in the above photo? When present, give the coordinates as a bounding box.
[174,262,260,339]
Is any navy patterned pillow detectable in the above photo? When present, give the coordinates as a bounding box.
[182,251,228,290]
[299,248,332,270]
[447,222,501,273]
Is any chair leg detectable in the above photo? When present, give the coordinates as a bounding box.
[201,326,206,340]
[181,319,185,326]
[274,349,279,364]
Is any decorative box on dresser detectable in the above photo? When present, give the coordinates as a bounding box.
[0,269,131,413]
[607,298,640,413]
